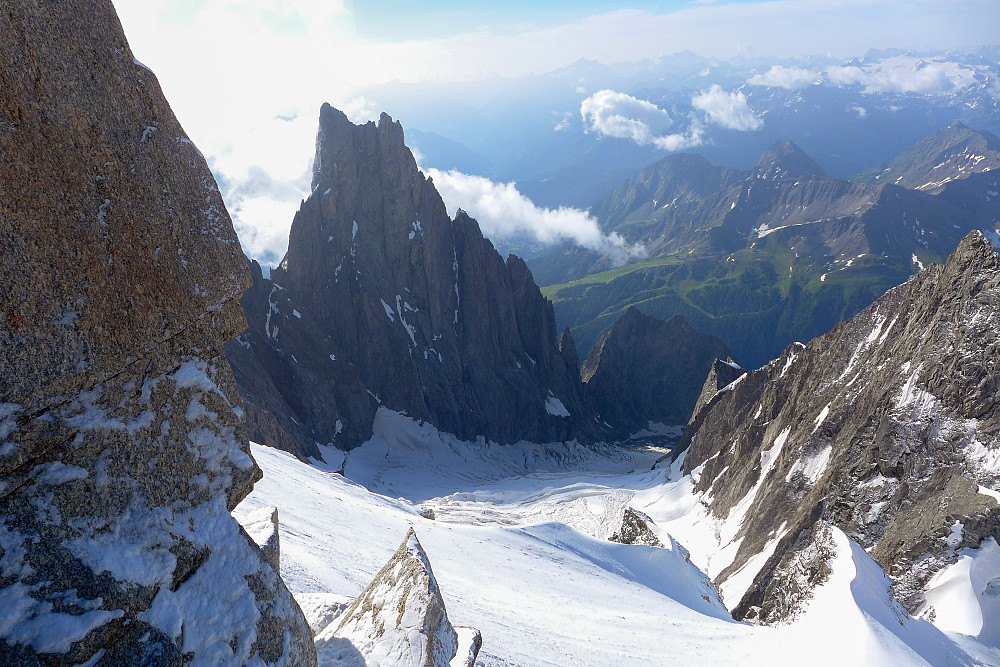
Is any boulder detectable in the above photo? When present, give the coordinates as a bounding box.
[0,1,315,662]
[317,528,480,667]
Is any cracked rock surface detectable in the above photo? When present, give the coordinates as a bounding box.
[0,1,315,663]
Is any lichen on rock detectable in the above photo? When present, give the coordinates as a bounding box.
[318,528,480,667]
[0,0,315,663]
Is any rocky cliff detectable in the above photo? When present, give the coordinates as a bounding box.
[581,308,731,437]
[228,105,599,451]
[0,1,314,663]
[677,231,1000,622]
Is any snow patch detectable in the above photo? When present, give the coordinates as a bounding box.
[545,395,570,418]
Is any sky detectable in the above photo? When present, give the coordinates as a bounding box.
[112,0,1000,266]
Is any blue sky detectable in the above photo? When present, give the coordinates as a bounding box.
[348,1,696,40]
[113,0,1000,264]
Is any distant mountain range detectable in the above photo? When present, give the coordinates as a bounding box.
[363,49,1000,209]
[539,122,1000,369]
[226,107,734,455]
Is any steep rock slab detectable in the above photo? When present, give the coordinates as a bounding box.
[226,258,377,460]
[316,528,480,667]
[679,231,1000,620]
[581,308,731,438]
[229,105,598,448]
[689,358,746,426]
[0,1,314,663]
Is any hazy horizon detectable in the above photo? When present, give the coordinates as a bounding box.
[112,0,1000,266]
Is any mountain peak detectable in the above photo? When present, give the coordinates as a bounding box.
[946,230,1000,277]
[751,140,829,180]
[859,121,1000,192]
[312,104,411,192]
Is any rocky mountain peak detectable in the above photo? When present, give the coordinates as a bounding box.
[229,105,599,449]
[678,229,1000,621]
[860,121,1000,192]
[751,140,829,180]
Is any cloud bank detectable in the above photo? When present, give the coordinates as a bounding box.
[825,57,978,95]
[746,56,984,96]
[580,86,761,151]
[691,85,762,131]
[426,168,646,265]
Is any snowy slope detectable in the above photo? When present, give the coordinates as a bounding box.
[235,410,996,666]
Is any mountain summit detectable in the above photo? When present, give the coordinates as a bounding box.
[750,140,829,180]
[856,121,1000,192]
[228,105,598,454]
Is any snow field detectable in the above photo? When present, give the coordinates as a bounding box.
[235,409,997,666]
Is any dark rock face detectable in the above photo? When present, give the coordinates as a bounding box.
[0,1,314,663]
[228,105,597,450]
[581,308,731,437]
[679,232,1000,620]
[689,358,746,425]
[225,258,377,460]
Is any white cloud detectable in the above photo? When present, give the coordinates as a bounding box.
[825,57,978,95]
[691,85,762,131]
[849,104,868,119]
[747,65,819,89]
[580,90,674,144]
[652,124,707,151]
[110,0,999,264]
[426,169,646,265]
[580,90,705,151]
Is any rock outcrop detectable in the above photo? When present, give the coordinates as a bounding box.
[678,231,1000,621]
[0,1,314,663]
[228,105,599,451]
[581,308,731,438]
[317,528,481,667]
[610,508,663,548]
[241,507,282,576]
[689,358,746,425]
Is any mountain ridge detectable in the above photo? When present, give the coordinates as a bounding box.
[542,125,1000,368]
[676,230,1000,621]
